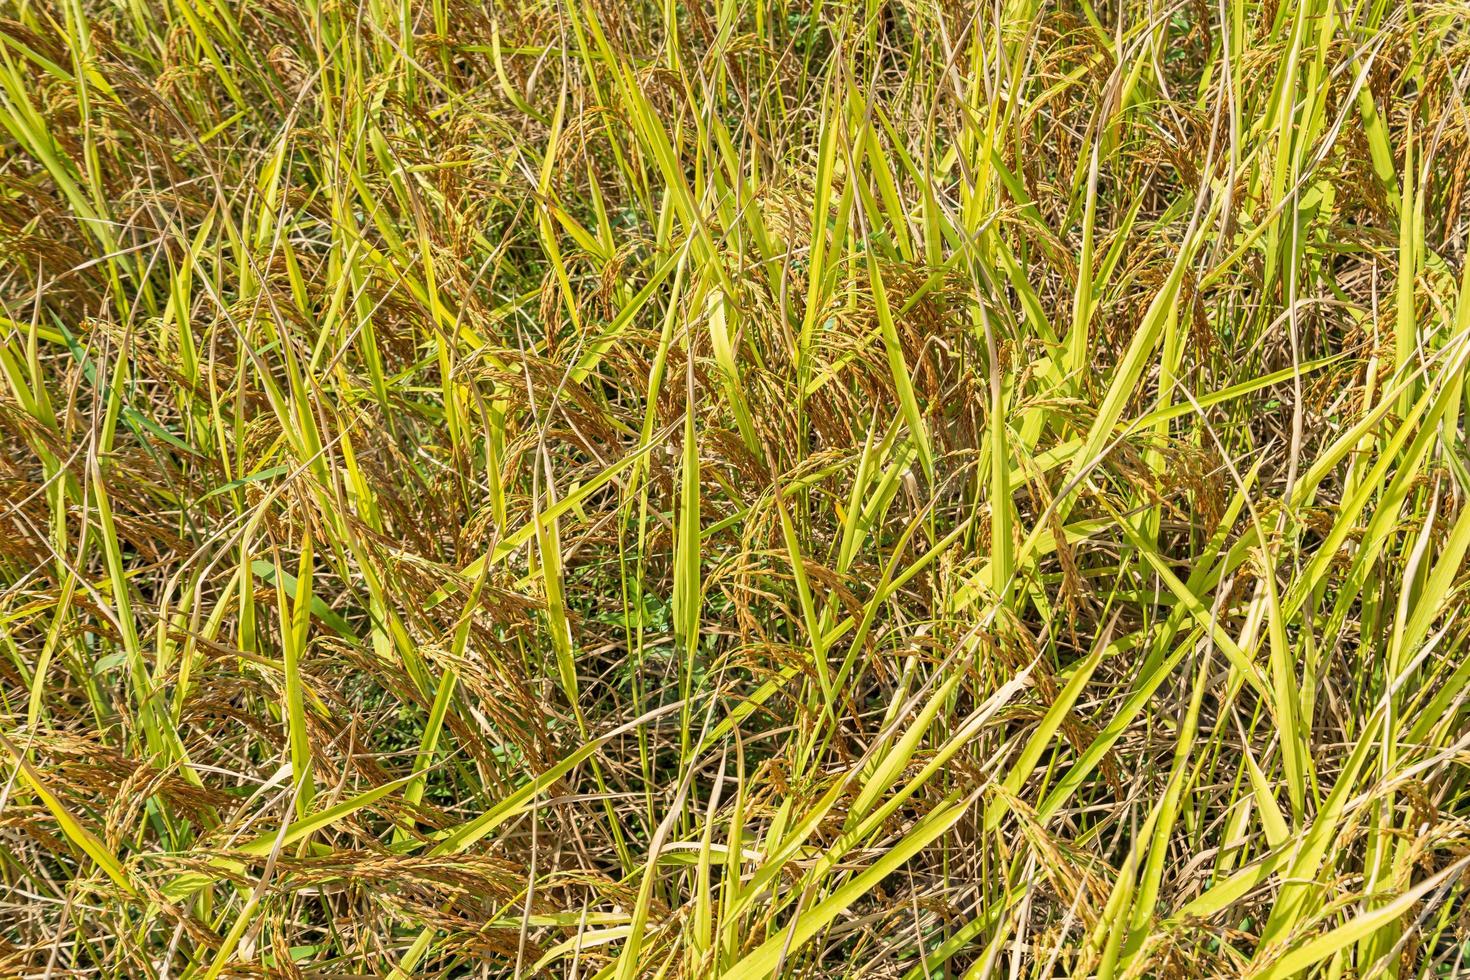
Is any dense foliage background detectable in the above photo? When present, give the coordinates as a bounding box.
[3,0,1470,976]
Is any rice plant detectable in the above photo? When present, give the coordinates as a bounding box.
[3,0,1470,975]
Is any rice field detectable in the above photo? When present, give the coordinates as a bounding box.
[3,0,1470,976]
